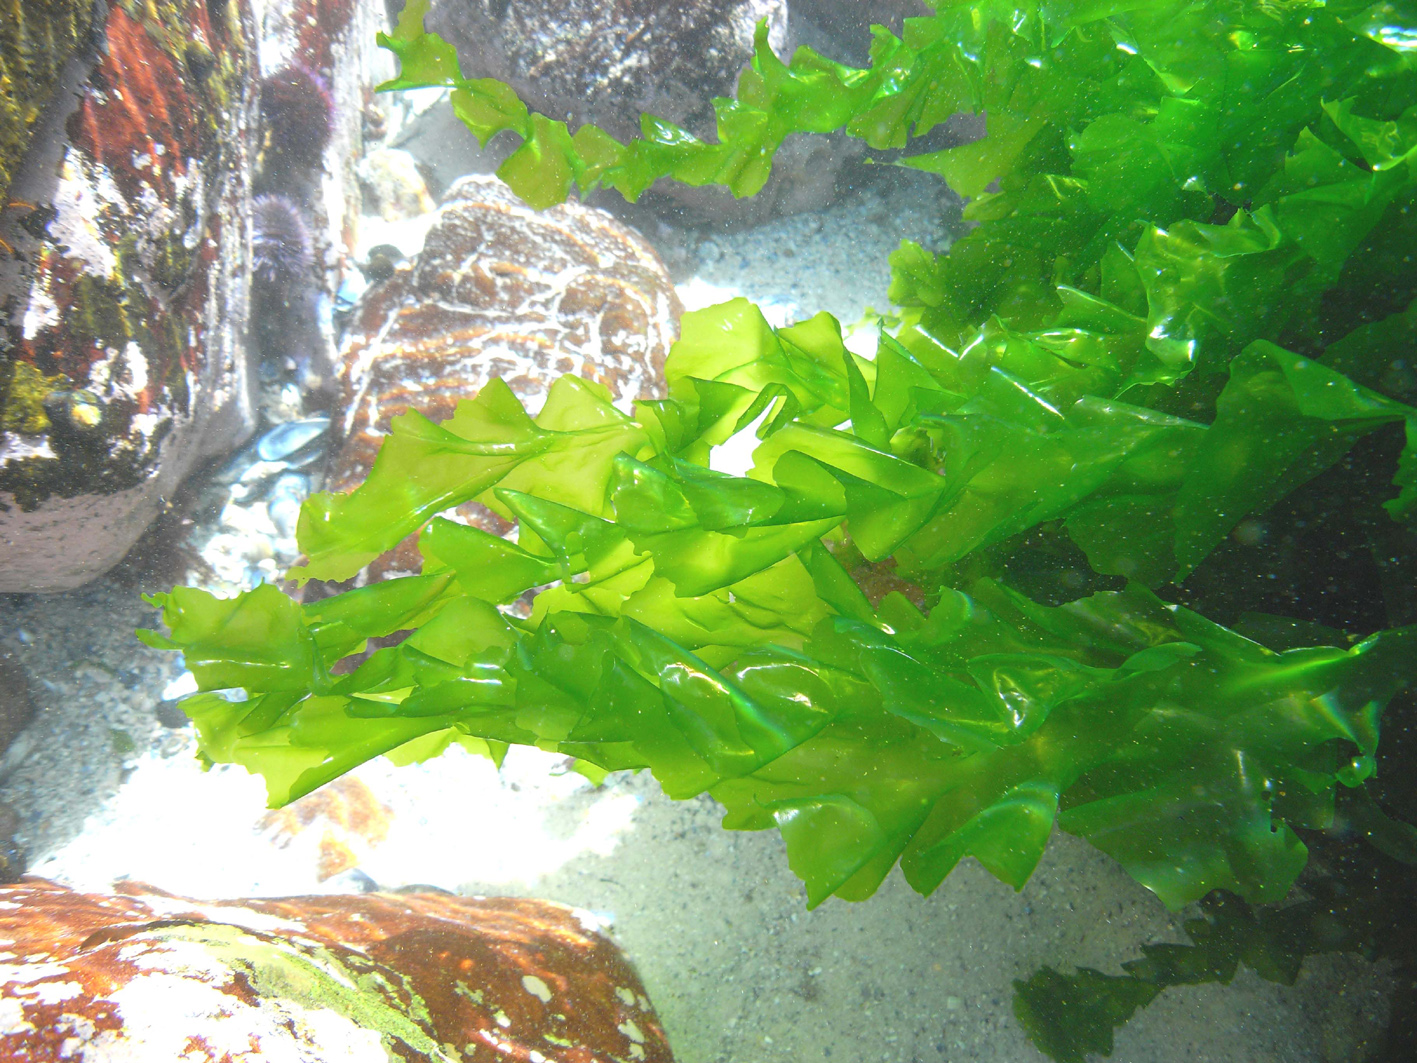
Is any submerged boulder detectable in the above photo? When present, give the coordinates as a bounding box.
[334,175,679,491]
[329,174,679,578]
[425,0,787,147]
[0,0,259,592]
[0,0,102,204]
[419,0,861,225]
[0,878,676,1061]
[0,0,393,593]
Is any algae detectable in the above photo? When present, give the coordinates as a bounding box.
[0,0,100,204]
[0,360,69,435]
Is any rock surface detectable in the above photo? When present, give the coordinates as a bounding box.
[426,0,787,146]
[0,0,259,592]
[0,0,102,203]
[0,877,675,1061]
[255,0,392,392]
[332,174,679,500]
[418,0,859,225]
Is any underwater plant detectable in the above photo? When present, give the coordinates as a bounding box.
[141,0,1417,1054]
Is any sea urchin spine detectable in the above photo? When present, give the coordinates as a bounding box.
[251,194,313,286]
[259,64,335,175]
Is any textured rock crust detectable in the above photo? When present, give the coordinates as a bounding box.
[0,878,676,1062]
[333,174,679,496]
[0,0,102,203]
[0,0,258,592]
[421,0,859,225]
[426,0,787,144]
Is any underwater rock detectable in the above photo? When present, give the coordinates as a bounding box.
[426,0,787,146]
[0,0,102,203]
[258,775,394,882]
[332,173,678,544]
[327,175,678,583]
[421,0,854,224]
[0,878,676,1061]
[790,0,933,62]
[0,0,259,593]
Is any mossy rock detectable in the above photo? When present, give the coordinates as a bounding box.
[0,0,102,205]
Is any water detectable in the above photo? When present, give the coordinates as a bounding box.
[0,1,1411,1061]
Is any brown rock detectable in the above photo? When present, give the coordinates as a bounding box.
[329,174,678,576]
[335,176,677,491]
[0,0,258,592]
[0,877,676,1062]
[259,775,395,881]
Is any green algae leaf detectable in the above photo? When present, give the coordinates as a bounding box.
[146,274,1417,903]
[143,0,1417,921]
[1173,342,1417,574]
[139,584,320,693]
[375,0,464,93]
[144,430,1417,906]
[1016,861,1417,1063]
[288,378,646,584]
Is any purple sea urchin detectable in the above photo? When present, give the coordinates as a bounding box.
[259,65,334,174]
[251,194,312,285]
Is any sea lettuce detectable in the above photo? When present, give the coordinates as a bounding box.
[141,0,1417,934]
[140,300,1417,913]
[1015,829,1416,1063]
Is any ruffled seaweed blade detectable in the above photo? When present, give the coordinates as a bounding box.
[131,3,1417,1060]
[139,298,1417,915]
[136,0,1417,1030]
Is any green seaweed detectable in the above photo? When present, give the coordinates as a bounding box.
[1015,814,1417,1063]
[140,295,1417,913]
[139,1,1417,1056]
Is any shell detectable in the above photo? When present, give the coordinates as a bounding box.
[256,415,330,462]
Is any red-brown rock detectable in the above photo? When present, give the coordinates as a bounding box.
[0,878,676,1062]
[333,175,680,500]
[321,174,679,582]
[0,0,258,592]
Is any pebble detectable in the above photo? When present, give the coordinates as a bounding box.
[356,146,436,222]
[267,473,311,540]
